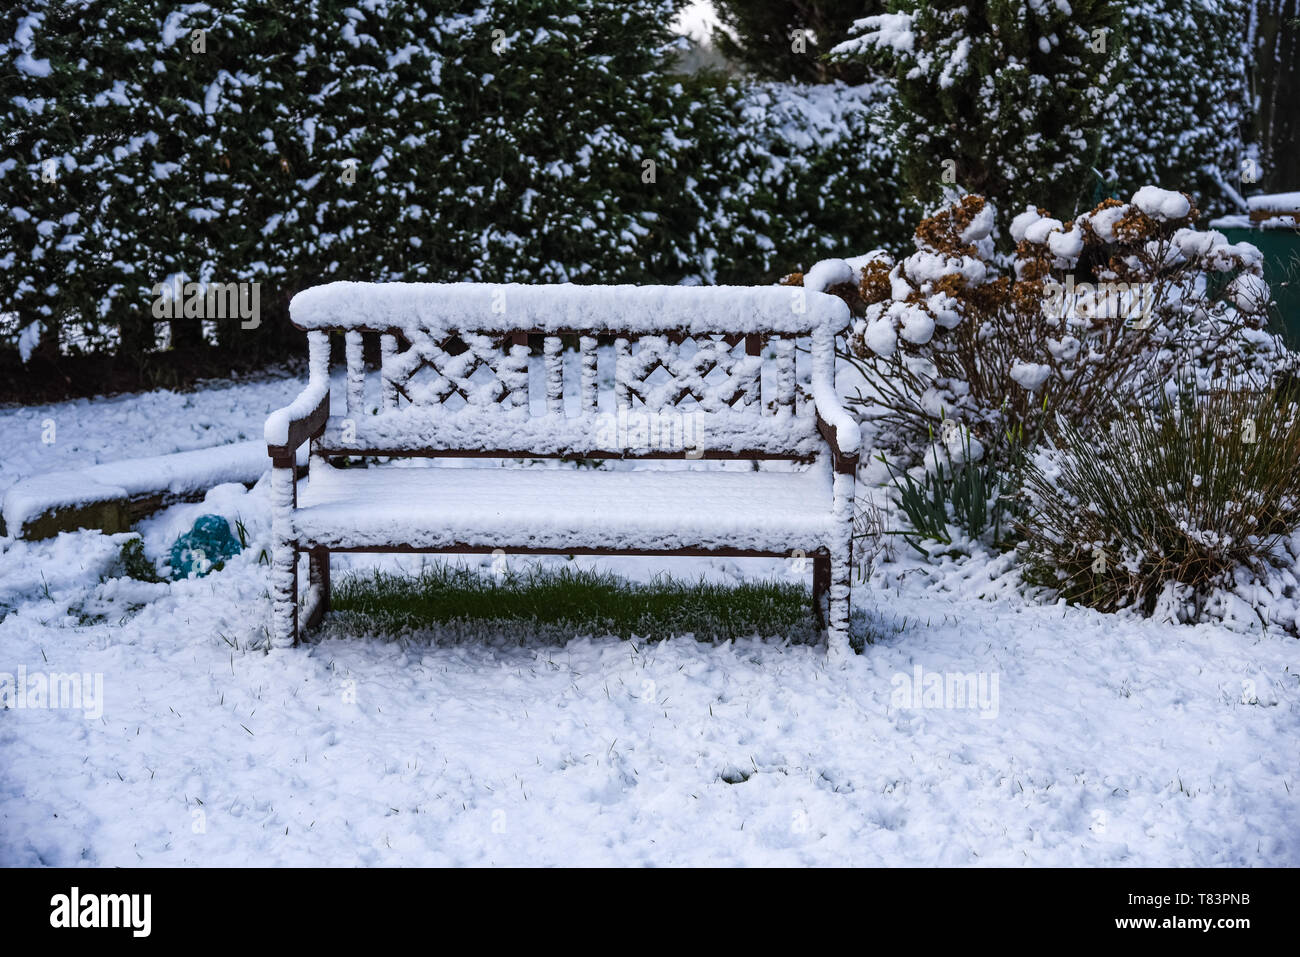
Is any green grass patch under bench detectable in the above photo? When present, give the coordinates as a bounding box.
[324,562,877,648]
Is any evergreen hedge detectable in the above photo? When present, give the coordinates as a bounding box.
[1100,0,1249,217]
[1,0,905,373]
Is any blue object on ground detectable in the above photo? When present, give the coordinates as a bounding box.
[170,514,242,580]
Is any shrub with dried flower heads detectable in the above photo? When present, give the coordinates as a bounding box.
[791,188,1292,464]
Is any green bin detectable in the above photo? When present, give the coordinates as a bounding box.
[1213,218,1300,345]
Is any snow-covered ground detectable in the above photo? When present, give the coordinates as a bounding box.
[0,374,1297,866]
[0,368,307,498]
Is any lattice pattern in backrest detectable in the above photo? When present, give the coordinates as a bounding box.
[614,334,760,413]
[304,282,844,458]
[356,329,807,418]
[380,329,529,410]
[317,326,826,459]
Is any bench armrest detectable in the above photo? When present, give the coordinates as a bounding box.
[801,258,855,295]
[266,383,330,464]
[812,382,860,475]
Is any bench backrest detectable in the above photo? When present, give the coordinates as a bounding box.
[288,282,850,461]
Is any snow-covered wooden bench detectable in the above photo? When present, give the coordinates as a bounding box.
[265,282,858,655]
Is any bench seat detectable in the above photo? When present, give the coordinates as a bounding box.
[294,459,837,553]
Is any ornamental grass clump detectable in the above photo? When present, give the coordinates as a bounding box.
[1015,385,1300,619]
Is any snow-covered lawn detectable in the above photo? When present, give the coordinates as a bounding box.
[0,368,307,498]
[1,376,1297,866]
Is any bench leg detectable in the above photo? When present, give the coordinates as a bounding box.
[824,466,855,662]
[812,550,831,629]
[270,464,298,648]
[302,546,330,633]
[825,540,852,662]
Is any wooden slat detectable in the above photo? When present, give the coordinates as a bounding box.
[313,446,812,462]
[500,335,530,410]
[774,336,796,411]
[613,337,631,409]
[344,330,365,418]
[294,325,813,339]
[316,543,808,559]
[379,334,399,410]
[543,335,564,415]
[745,334,764,411]
[579,335,599,414]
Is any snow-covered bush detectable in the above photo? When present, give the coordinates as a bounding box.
[1100,0,1249,217]
[1016,384,1300,625]
[817,188,1290,462]
[831,0,1123,218]
[695,79,908,283]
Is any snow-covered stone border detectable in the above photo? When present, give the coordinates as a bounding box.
[1,441,305,540]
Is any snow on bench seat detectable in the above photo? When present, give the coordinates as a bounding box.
[294,460,836,553]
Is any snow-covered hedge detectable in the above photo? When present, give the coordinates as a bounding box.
[1,0,710,357]
[0,1,904,363]
[1100,0,1250,217]
[692,79,908,284]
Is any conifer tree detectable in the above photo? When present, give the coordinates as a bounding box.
[832,0,1124,219]
[1247,0,1300,192]
[1101,0,1249,216]
[710,0,877,82]
[2,1,222,356]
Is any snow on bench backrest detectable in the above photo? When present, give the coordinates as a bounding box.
[288,281,850,459]
[290,281,845,336]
